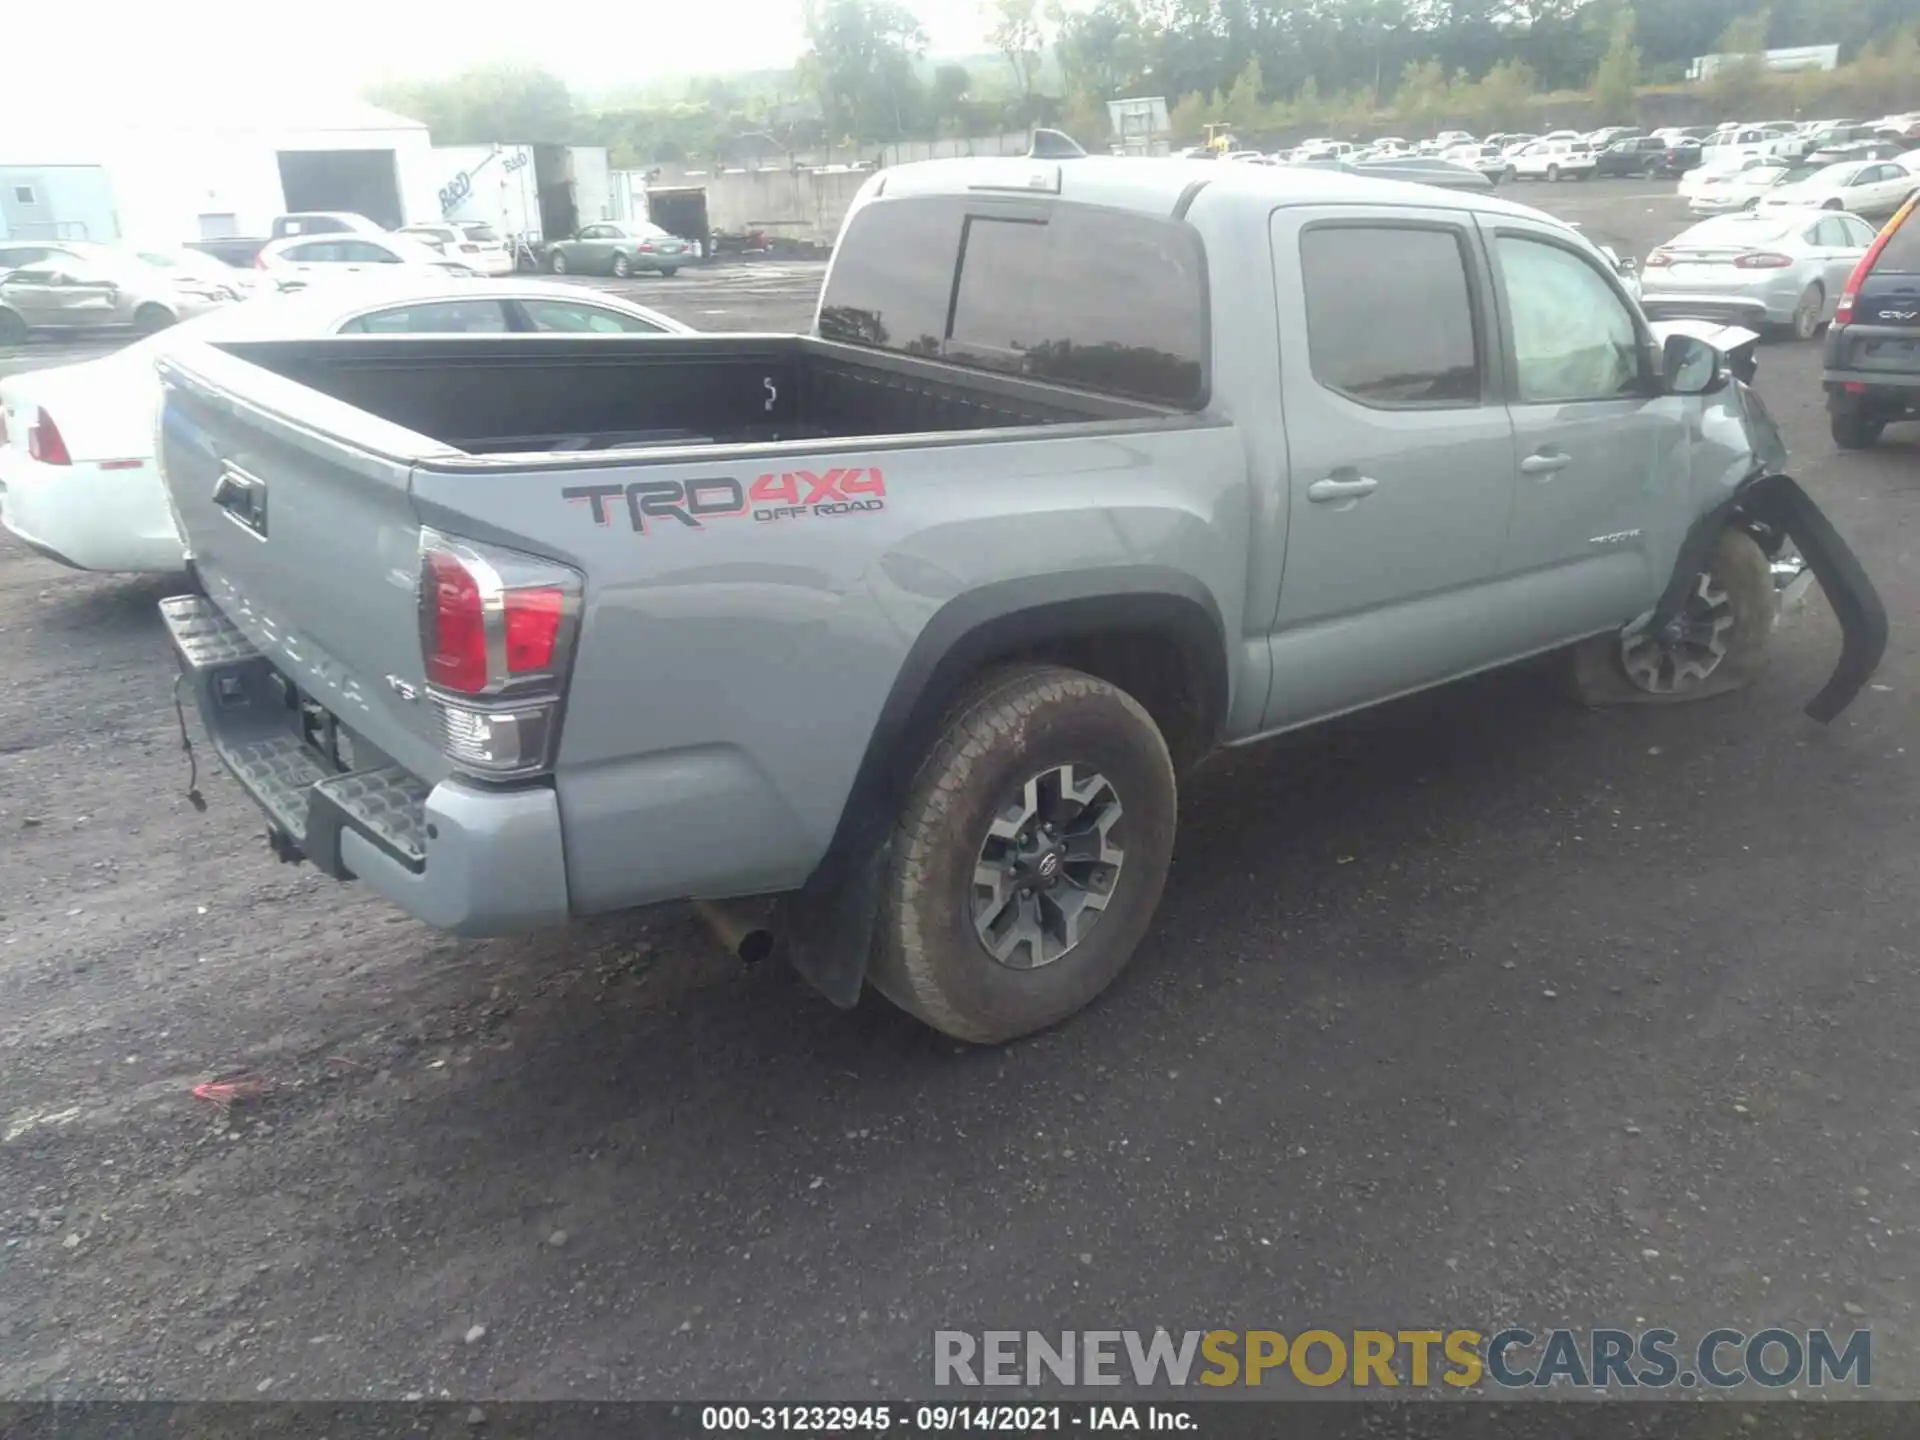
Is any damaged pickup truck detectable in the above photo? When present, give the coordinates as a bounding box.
[153,157,1886,1044]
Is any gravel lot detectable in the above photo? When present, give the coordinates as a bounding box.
[3,179,1919,1401]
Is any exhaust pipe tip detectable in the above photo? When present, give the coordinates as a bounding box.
[692,899,777,966]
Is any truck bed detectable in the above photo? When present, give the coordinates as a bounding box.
[213,333,1163,456]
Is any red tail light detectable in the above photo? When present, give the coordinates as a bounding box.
[254,253,268,270]
[459,242,481,253]
[1734,252,1793,269]
[417,533,582,777]
[1835,195,1914,324]
[27,409,71,466]
[424,550,488,694]
[1644,250,1673,267]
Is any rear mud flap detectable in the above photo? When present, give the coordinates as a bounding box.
[1647,473,1887,723]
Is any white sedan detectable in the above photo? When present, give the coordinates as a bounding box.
[0,280,688,573]
[1639,208,1879,339]
[252,231,482,283]
[393,222,516,277]
[1757,158,1917,218]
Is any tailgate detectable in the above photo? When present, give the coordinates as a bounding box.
[156,342,453,783]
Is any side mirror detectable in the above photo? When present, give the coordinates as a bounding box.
[1662,333,1727,396]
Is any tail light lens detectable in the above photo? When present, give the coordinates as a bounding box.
[27,409,71,465]
[459,243,481,253]
[418,530,582,777]
[1835,196,1913,324]
[1644,250,1672,268]
[1734,252,1794,269]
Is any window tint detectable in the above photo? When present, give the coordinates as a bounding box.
[342,241,401,263]
[1496,235,1641,404]
[284,241,345,263]
[518,298,665,333]
[1841,215,1878,247]
[1299,225,1479,407]
[338,300,510,334]
[820,196,1207,407]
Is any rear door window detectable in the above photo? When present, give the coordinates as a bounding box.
[819,195,1208,408]
[1298,224,1482,407]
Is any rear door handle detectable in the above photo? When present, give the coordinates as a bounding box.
[1521,450,1572,476]
[1307,475,1380,503]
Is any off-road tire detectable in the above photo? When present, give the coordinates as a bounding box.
[1831,411,1885,449]
[869,664,1177,1045]
[1561,528,1775,707]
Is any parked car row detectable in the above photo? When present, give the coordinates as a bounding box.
[0,241,257,345]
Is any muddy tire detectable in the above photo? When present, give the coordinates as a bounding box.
[869,664,1177,1045]
[1561,528,1774,707]
[1831,410,1885,449]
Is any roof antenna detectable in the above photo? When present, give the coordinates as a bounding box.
[1028,128,1088,159]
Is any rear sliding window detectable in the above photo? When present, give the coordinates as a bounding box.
[1878,208,1920,272]
[818,196,1207,408]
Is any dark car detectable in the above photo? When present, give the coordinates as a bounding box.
[1822,193,1920,447]
[1594,135,1684,177]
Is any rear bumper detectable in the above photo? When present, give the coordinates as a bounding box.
[0,451,185,573]
[160,593,570,935]
[1641,292,1780,326]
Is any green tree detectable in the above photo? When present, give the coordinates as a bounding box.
[931,63,974,134]
[1222,57,1272,129]
[1707,11,1772,115]
[1589,10,1642,123]
[1394,58,1453,130]
[799,0,928,141]
[368,64,575,144]
[989,0,1052,123]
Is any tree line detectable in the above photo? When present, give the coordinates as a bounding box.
[367,0,1920,167]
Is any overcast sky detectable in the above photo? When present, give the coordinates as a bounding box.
[4,0,1004,113]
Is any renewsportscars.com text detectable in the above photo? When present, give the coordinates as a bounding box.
[933,1328,1871,1391]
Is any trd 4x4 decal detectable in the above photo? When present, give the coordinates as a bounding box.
[563,467,887,535]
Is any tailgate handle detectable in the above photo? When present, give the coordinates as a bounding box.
[212,463,269,539]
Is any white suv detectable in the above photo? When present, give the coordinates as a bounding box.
[1504,140,1598,182]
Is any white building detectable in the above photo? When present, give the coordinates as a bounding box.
[0,91,442,244]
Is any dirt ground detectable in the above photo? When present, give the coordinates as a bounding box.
[4,188,1920,1401]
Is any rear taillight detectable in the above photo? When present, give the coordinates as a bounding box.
[1644,250,1672,267]
[417,531,582,777]
[27,409,71,466]
[1835,195,1913,324]
[459,242,480,253]
[1735,252,1794,269]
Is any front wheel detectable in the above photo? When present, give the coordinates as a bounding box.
[1823,198,1844,211]
[869,664,1177,1044]
[1562,529,1774,707]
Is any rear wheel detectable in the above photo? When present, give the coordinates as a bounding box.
[548,249,568,275]
[1831,410,1885,449]
[1504,165,1518,183]
[1547,163,1561,182]
[659,266,679,278]
[1789,282,1825,341]
[610,252,632,278]
[869,664,1177,1044]
[0,309,26,345]
[1822,198,1844,211]
[133,304,175,336]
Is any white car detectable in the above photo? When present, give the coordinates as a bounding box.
[1757,159,1917,218]
[0,280,688,573]
[1504,139,1597,182]
[1640,208,1879,339]
[1680,153,1782,203]
[393,221,515,277]
[1700,126,1793,168]
[1685,161,1797,214]
[252,232,481,282]
[1442,143,1510,181]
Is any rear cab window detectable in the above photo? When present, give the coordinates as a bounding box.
[818,195,1209,409]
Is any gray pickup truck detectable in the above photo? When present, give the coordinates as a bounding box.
[154,156,1886,1044]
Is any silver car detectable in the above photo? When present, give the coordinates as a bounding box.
[1638,209,1879,339]
[0,245,236,344]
